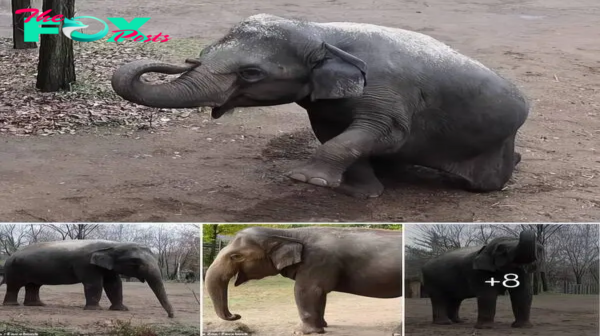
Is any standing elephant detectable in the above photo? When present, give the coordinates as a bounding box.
[205,226,402,334]
[111,14,529,199]
[421,230,543,329]
[1,240,174,318]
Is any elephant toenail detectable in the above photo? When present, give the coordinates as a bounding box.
[289,173,308,182]
[309,178,328,186]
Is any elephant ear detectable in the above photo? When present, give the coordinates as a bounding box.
[90,250,114,270]
[269,241,303,271]
[309,42,367,101]
[473,242,511,272]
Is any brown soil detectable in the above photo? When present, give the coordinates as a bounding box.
[0,282,200,333]
[0,0,599,222]
[202,277,402,336]
[405,295,599,336]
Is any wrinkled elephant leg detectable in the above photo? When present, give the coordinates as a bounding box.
[508,275,533,328]
[104,272,129,311]
[430,296,452,325]
[23,284,45,306]
[83,280,104,310]
[442,134,517,192]
[2,283,22,306]
[446,298,465,323]
[336,158,384,198]
[475,290,498,329]
[316,293,328,328]
[287,128,380,189]
[294,283,327,334]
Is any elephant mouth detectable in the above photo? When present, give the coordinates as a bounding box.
[234,271,249,287]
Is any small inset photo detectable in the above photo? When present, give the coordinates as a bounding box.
[0,223,200,336]
[201,224,403,336]
[404,223,599,336]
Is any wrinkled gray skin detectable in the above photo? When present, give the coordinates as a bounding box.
[422,231,542,329]
[205,227,402,334]
[111,14,529,199]
[1,240,174,318]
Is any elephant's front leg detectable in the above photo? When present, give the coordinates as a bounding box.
[286,127,382,190]
[104,272,129,311]
[508,274,533,328]
[83,279,104,310]
[294,283,328,334]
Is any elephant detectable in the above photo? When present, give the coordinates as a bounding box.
[421,230,543,329]
[204,226,402,334]
[0,239,174,318]
[111,14,529,199]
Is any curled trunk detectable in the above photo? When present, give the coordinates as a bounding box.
[111,59,215,108]
[205,258,241,321]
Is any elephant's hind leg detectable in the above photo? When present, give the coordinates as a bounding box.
[104,272,128,311]
[442,135,518,192]
[23,284,45,306]
[2,283,22,306]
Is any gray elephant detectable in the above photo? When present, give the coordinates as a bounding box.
[0,240,174,318]
[205,226,402,334]
[421,230,542,329]
[111,14,529,199]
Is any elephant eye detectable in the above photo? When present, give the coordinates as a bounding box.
[238,67,265,82]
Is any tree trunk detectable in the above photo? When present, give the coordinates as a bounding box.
[208,225,219,263]
[12,0,38,49]
[533,271,540,295]
[540,271,549,292]
[36,0,75,92]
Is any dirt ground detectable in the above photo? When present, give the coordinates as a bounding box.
[0,0,599,222]
[405,295,599,336]
[202,276,402,336]
[0,282,200,334]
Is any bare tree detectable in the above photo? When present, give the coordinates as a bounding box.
[560,225,600,284]
[12,0,38,49]
[47,224,99,240]
[0,225,28,255]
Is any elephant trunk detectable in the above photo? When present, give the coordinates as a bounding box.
[514,230,537,264]
[111,59,221,109]
[205,256,241,321]
[145,267,175,318]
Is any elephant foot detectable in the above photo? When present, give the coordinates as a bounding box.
[286,162,342,188]
[511,320,533,328]
[2,301,20,306]
[109,303,129,311]
[295,324,325,334]
[336,176,383,199]
[474,321,494,329]
[450,318,467,323]
[316,319,328,328]
[23,301,46,306]
[83,304,103,310]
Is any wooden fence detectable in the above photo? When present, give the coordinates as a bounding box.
[563,282,599,295]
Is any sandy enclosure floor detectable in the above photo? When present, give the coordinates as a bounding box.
[0,282,200,333]
[0,0,599,222]
[405,295,599,336]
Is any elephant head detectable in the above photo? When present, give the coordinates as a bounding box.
[205,227,303,320]
[111,14,367,119]
[90,243,175,318]
[473,230,542,272]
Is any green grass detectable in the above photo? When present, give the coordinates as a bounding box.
[0,320,199,336]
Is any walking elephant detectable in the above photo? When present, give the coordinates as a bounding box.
[0,240,174,318]
[421,230,543,329]
[111,14,529,199]
[205,226,402,334]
